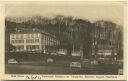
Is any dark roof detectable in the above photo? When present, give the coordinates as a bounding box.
[11,28,56,38]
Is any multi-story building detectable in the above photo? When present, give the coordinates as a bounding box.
[10,29,60,52]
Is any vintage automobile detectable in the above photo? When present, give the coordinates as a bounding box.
[8,59,18,64]
[47,58,54,63]
[51,52,57,55]
[70,62,81,69]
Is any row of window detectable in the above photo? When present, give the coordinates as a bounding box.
[44,37,58,44]
[11,40,24,43]
[44,40,59,46]
[15,46,24,51]
[43,36,59,46]
[11,39,40,44]
[26,45,40,50]
[26,39,39,43]
[11,33,40,39]
[15,45,40,51]
[11,39,59,46]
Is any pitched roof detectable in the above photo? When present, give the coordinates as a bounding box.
[11,28,56,38]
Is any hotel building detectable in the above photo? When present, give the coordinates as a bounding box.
[10,29,60,52]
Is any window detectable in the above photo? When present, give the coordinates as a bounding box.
[32,39,34,43]
[27,34,30,38]
[11,34,15,39]
[32,34,34,38]
[19,40,24,43]
[29,40,31,43]
[26,39,36,43]
[26,45,32,51]
[35,39,39,43]
[26,40,28,43]
[16,45,24,51]
[35,33,38,38]
[32,45,35,49]
[22,40,24,43]
[45,36,47,41]
[16,34,18,39]
[26,45,39,51]
[46,40,48,45]
[21,34,23,39]
[48,37,50,41]
[14,40,23,43]
[35,45,39,49]
[26,39,30,43]
[11,40,14,44]
[26,45,30,50]
[19,46,24,50]
[44,35,46,40]
[15,40,17,43]
[18,40,20,43]
[37,33,40,37]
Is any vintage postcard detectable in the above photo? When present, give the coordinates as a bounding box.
[0,1,127,80]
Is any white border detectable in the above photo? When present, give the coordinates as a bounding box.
[0,1,127,80]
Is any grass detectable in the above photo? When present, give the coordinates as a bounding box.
[5,63,119,74]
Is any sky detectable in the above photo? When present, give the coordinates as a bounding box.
[5,2,124,25]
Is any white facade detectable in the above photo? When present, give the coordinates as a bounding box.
[10,33,42,52]
[10,31,60,52]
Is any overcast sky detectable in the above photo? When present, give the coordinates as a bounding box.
[5,2,124,25]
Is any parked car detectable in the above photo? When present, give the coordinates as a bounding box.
[8,59,18,64]
[70,62,81,69]
[47,58,54,63]
[51,52,57,55]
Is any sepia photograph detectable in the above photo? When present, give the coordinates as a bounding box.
[5,2,124,75]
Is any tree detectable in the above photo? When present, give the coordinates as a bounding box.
[93,20,123,60]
